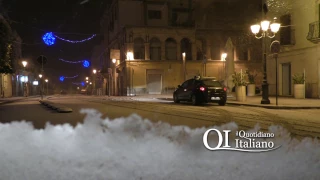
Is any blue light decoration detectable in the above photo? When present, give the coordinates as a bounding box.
[83,60,90,68]
[42,32,56,46]
[65,75,79,79]
[42,32,96,46]
[54,34,96,43]
[59,76,65,82]
[73,82,85,86]
[58,59,90,68]
[58,58,84,64]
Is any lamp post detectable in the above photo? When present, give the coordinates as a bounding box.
[182,52,186,81]
[250,17,280,104]
[22,61,28,97]
[39,74,43,99]
[45,79,48,95]
[22,61,27,71]
[112,59,116,96]
[93,69,97,95]
[221,53,227,85]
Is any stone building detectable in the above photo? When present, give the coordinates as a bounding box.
[266,0,320,98]
[97,0,264,96]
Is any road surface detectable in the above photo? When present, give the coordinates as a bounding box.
[1,95,320,139]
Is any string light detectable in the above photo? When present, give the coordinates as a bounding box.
[42,32,96,45]
[42,32,56,46]
[54,34,96,43]
[58,59,91,68]
[58,58,84,63]
[60,75,79,82]
[73,82,85,86]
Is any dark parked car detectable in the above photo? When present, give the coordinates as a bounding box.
[173,76,227,106]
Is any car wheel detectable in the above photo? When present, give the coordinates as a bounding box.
[218,100,226,106]
[173,94,180,103]
[191,95,198,105]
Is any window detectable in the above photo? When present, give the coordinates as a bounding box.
[211,43,220,60]
[134,38,145,59]
[148,10,161,19]
[280,14,292,45]
[150,38,161,60]
[165,38,177,60]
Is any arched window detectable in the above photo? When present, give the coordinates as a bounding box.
[150,38,161,60]
[181,38,192,60]
[196,39,204,61]
[134,38,145,59]
[165,38,177,60]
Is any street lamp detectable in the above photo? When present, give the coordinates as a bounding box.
[250,17,280,104]
[182,52,186,81]
[86,77,89,80]
[112,59,117,96]
[22,61,28,97]
[92,69,97,95]
[45,79,48,95]
[22,61,27,69]
[221,53,227,84]
[39,74,43,99]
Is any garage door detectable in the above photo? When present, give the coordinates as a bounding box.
[147,74,162,94]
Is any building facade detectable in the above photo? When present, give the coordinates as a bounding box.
[98,0,264,96]
[266,0,320,98]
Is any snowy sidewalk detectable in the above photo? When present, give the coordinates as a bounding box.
[0,96,40,105]
[131,94,320,109]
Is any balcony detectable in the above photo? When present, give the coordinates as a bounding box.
[307,21,320,43]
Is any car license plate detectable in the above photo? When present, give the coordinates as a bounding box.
[211,97,220,100]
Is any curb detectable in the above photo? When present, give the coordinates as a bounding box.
[0,97,32,105]
[225,102,320,109]
[155,98,320,110]
[39,100,73,113]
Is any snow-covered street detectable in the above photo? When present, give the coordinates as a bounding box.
[0,108,319,179]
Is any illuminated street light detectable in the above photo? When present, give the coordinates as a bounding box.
[250,17,280,104]
[93,69,97,74]
[22,61,27,68]
[112,59,116,64]
[39,74,42,78]
[45,79,48,95]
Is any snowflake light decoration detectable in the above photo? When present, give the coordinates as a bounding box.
[42,32,56,46]
[83,60,90,68]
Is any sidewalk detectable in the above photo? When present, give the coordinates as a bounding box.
[0,96,39,105]
[132,94,320,109]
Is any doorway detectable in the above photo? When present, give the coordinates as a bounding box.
[282,63,291,95]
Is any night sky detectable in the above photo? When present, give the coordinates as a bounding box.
[2,0,108,89]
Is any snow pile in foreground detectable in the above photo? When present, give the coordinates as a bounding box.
[0,109,319,180]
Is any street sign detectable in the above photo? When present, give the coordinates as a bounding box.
[37,55,47,65]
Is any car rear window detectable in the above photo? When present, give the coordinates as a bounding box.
[201,80,222,87]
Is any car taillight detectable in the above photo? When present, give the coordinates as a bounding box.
[223,87,227,91]
[200,87,205,91]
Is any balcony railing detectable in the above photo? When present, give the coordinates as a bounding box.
[307,21,320,43]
